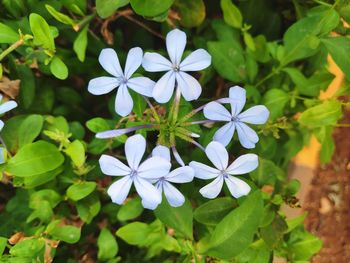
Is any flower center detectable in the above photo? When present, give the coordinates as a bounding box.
[130,170,138,179]
[172,64,180,72]
[221,171,229,178]
[119,76,128,84]
[231,116,239,122]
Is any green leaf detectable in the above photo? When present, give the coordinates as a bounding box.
[286,213,307,232]
[50,56,69,80]
[282,9,339,65]
[0,22,18,43]
[46,4,75,26]
[174,0,205,28]
[76,193,101,223]
[0,236,7,255]
[65,140,85,167]
[130,0,174,17]
[47,220,81,244]
[314,126,335,164]
[207,41,246,82]
[98,229,119,261]
[250,158,284,186]
[194,197,237,226]
[220,0,242,28]
[263,89,289,120]
[116,222,151,245]
[260,214,288,248]
[117,197,143,221]
[96,0,129,18]
[6,141,64,177]
[9,238,45,257]
[24,165,64,188]
[298,100,342,128]
[73,25,88,62]
[86,117,110,132]
[66,181,96,201]
[29,13,55,51]
[16,64,36,109]
[321,36,350,80]
[155,198,193,239]
[288,229,322,260]
[198,191,264,260]
[18,115,44,148]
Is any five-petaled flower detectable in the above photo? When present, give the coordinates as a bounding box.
[0,94,17,131]
[190,141,258,199]
[88,47,155,117]
[99,134,171,209]
[142,29,211,103]
[142,145,194,209]
[204,86,269,148]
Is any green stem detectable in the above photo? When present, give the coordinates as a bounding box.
[0,39,24,62]
[255,67,281,88]
[169,87,181,125]
[74,13,96,31]
[335,123,350,127]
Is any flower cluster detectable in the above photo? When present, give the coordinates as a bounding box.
[89,29,269,209]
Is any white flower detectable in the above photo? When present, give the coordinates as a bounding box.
[204,86,269,148]
[0,94,17,131]
[142,145,194,209]
[88,47,155,117]
[142,29,211,103]
[99,134,171,209]
[189,141,258,199]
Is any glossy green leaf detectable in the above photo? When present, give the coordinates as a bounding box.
[117,197,143,221]
[50,56,69,80]
[220,0,242,28]
[65,140,85,167]
[263,89,289,120]
[66,181,96,201]
[96,0,129,18]
[298,100,342,128]
[116,222,150,245]
[194,197,237,226]
[155,198,193,239]
[73,25,88,62]
[174,0,205,28]
[98,229,119,261]
[6,141,64,177]
[47,220,81,244]
[29,13,55,51]
[46,4,75,26]
[9,238,45,257]
[18,114,44,148]
[76,193,101,223]
[130,0,174,17]
[0,237,7,255]
[0,22,18,43]
[86,117,110,132]
[16,64,36,109]
[314,126,335,164]
[250,158,284,186]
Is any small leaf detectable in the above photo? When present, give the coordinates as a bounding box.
[96,0,129,18]
[174,0,205,28]
[86,117,110,132]
[117,197,143,221]
[50,56,69,80]
[73,25,88,62]
[0,22,18,43]
[130,0,174,17]
[16,65,36,109]
[0,236,7,255]
[76,194,101,223]
[9,238,45,257]
[220,0,242,28]
[6,141,64,177]
[155,198,193,239]
[65,140,85,167]
[46,4,75,26]
[116,222,150,245]
[298,100,342,128]
[29,13,55,51]
[314,126,335,164]
[47,220,81,244]
[98,229,119,261]
[66,181,96,201]
[18,115,44,148]
[263,89,289,120]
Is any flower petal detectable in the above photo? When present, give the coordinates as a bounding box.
[199,176,224,199]
[142,52,172,72]
[229,86,246,116]
[138,156,171,179]
[127,77,154,97]
[165,166,194,183]
[107,176,133,204]
[166,29,186,65]
[203,101,231,121]
[0,100,17,115]
[189,161,219,179]
[226,153,258,175]
[88,77,119,95]
[176,72,202,101]
[125,134,146,169]
[238,105,270,124]
[124,47,143,79]
[205,141,228,170]
[134,176,162,209]
[152,145,171,162]
[213,122,235,147]
[152,71,175,103]
[115,84,133,117]
[99,154,131,176]
[224,175,251,198]
[0,120,4,131]
[163,181,185,207]
[99,48,123,77]
[235,122,259,149]
[180,49,211,71]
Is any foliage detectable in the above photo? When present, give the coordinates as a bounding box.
[0,0,349,262]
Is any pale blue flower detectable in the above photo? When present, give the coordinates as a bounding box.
[189,141,258,199]
[142,29,211,103]
[88,47,155,117]
[142,145,194,209]
[99,134,171,209]
[203,86,269,148]
[0,94,17,131]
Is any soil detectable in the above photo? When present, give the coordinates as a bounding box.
[304,108,350,262]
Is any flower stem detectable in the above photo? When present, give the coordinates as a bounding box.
[169,87,181,125]
[0,39,24,62]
